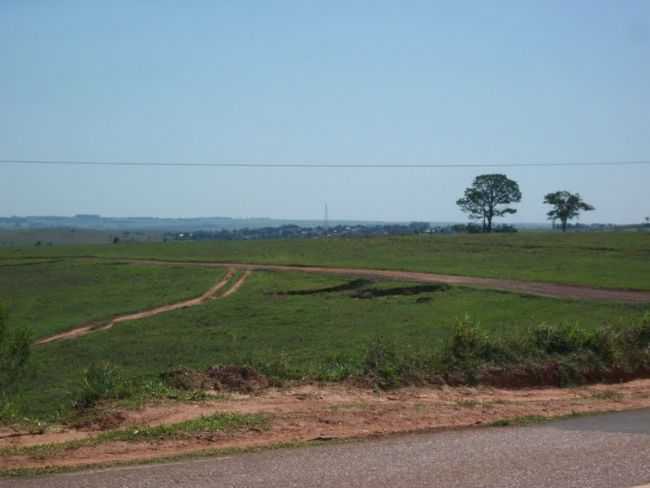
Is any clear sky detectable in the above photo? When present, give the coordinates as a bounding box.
[1,1,649,224]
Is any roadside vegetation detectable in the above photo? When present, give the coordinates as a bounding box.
[2,232,650,289]
[359,314,650,389]
[0,307,31,392]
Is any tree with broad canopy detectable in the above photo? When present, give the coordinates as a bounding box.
[456,174,522,233]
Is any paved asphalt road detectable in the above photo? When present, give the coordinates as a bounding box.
[4,410,650,488]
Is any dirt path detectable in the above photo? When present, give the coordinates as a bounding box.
[36,269,248,345]
[113,259,650,303]
[221,270,252,297]
[3,380,650,472]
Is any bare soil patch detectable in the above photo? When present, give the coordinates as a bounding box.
[162,365,269,393]
[3,380,650,472]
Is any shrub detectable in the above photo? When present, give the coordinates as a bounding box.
[315,361,355,382]
[436,316,650,387]
[248,352,304,383]
[363,337,403,388]
[494,224,518,233]
[530,322,592,356]
[0,395,20,424]
[611,313,650,371]
[74,362,132,410]
[439,317,515,382]
[444,318,490,363]
[618,313,650,347]
[0,305,31,391]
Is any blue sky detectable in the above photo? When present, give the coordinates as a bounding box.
[1,1,649,223]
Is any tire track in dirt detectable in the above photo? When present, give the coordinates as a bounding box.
[221,270,252,297]
[111,259,650,303]
[36,269,249,345]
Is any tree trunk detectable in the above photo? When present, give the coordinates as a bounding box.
[561,219,568,232]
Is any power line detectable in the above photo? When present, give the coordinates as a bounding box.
[1,159,650,169]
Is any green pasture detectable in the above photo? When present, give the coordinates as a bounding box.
[7,268,648,419]
[0,260,221,339]
[2,232,649,289]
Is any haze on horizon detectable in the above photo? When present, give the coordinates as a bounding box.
[1,1,649,225]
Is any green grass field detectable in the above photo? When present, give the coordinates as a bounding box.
[7,267,649,419]
[0,260,222,339]
[2,232,650,289]
[2,233,650,421]
[0,228,161,246]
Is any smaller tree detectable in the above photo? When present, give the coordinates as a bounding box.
[544,191,594,232]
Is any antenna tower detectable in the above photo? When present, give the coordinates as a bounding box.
[324,203,329,230]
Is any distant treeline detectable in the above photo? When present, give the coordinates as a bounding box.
[164,222,519,241]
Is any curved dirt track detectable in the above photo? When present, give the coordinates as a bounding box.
[36,269,251,345]
[222,270,252,297]
[118,259,650,303]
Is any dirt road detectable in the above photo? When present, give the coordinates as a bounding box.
[36,269,251,345]
[118,259,650,303]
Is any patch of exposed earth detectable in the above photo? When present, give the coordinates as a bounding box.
[2,380,650,472]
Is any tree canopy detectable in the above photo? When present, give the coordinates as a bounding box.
[456,174,522,232]
[543,191,595,232]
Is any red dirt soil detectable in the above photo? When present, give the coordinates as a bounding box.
[3,380,650,472]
